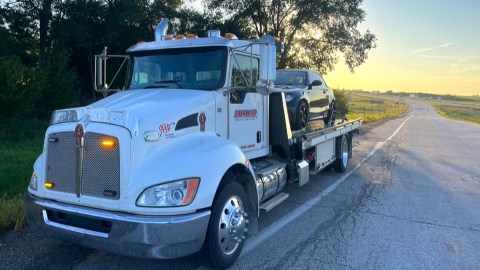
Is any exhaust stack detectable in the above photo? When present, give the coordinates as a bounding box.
[155,18,168,41]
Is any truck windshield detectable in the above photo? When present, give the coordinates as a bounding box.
[127,46,227,90]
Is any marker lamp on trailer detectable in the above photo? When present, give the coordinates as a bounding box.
[136,178,200,207]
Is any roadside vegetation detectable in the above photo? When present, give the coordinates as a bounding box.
[433,101,480,124]
[335,91,409,123]
[0,118,47,231]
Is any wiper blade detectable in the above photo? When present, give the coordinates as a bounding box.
[143,85,171,89]
[153,80,183,88]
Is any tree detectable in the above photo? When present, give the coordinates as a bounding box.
[206,0,376,74]
[0,56,41,120]
[333,89,349,118]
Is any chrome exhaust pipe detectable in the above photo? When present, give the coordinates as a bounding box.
[155,18,168,41]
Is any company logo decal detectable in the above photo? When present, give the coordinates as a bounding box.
[234,109,257,121]
[159,122,176,138]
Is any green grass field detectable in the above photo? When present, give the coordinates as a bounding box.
[0,118,47,230]
[345,92,408,123]
[432,100,480,124]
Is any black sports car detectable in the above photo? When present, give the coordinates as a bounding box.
[273,69,336,130]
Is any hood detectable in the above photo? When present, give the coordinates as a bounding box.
[53,89,215,136]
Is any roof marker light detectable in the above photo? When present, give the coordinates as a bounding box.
[163,35,174,41]
[186,34,198,39]
[175,35,186,40]
[224,33,238,40]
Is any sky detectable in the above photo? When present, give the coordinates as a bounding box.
[323,0,480,96]
[185,0,479,96]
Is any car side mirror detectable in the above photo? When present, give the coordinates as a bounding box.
[310,80,322,87]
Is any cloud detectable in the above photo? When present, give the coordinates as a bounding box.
[412,42,455,54]
[450,65,480,74]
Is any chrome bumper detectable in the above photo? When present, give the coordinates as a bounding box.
[24,193,210,259]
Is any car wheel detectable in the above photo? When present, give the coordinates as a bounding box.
[293,101,308,130]
[199,181,249,269]
[323,101,336,127]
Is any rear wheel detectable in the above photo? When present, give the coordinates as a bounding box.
[200,181,249,269]
[333,134,349,173]
[323,101,336,126]
[293,101,308,130]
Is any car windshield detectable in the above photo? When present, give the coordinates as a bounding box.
[127,46,227,90]
[274,71,307,86]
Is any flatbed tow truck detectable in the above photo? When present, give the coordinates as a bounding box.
[25,19,362,269]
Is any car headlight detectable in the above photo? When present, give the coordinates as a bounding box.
[29,171,38,191]
[136,178,200,207]
[285,94,294,102]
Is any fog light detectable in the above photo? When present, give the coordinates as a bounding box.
[44,182,55,189]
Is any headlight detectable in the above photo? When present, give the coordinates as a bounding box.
[136,178,200,207]
[29,171,38,191]
[285,94,294,102]
[50,109,78,125]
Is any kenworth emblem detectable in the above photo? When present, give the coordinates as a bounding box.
[75,124,85,197]
[75,124,84,148]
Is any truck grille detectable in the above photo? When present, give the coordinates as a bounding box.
[46,132,120,200]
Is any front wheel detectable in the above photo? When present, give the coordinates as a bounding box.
[200,181,249,269]
[293,101,308,130]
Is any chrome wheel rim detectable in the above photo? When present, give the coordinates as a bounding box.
[341,137,348,167]
[217,195,248,255]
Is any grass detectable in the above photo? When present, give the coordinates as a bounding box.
[433,101,480,124]
[0,118,47,231]
[344,92,409,123]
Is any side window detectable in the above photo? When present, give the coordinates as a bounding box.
[311,71,327,87]
[231,54,259,89]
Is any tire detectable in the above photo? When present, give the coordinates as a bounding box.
[323,101,336,126]
[333,134,349,173]
[293,101,308,130]
[200,181,249,269]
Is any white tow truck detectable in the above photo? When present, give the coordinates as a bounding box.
[25,19,362,269]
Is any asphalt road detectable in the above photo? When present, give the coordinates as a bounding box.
[1,102,479,269]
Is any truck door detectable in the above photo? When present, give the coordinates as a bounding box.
[228,53,268,159]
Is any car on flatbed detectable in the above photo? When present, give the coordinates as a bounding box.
[273,69,336,130]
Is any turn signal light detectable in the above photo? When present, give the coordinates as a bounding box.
[101,139,116,148]
[44,182,55,189]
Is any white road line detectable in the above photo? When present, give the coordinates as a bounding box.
[241,109,415,256]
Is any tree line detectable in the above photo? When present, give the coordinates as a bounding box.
[0,0,376,120]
